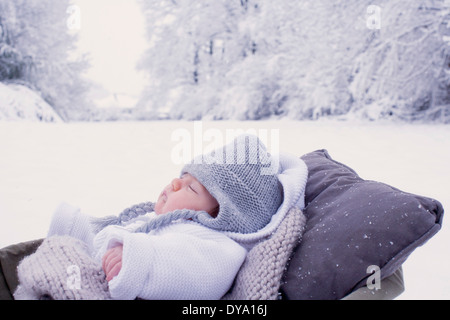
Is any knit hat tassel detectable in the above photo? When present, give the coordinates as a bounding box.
[90,202,155,234]
[90,201,212,234]
[90,215,122,234]
[133,209,209,234]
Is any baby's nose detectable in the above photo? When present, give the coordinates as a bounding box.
[171,178,182,191]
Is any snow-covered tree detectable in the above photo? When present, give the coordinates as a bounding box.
[347,0,450,122]
[136,0,450,122]
[0,0,91,121]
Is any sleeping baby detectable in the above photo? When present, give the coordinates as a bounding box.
[13,134,308,300]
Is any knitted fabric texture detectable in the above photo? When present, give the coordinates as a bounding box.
[181,133,283,234]
[15,207,305,300]
[90,202,155,233]
[14,236,110,300]
[91,202,204,235]
[223,207,307,300]
[91,134,283,235]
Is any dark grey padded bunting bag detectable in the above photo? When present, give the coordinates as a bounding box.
[281,150,444,300]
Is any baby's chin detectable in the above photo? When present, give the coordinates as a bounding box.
[154,202,164,215]
[154,203,177,215]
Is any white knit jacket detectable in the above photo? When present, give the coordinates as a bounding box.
[42,153,308,300]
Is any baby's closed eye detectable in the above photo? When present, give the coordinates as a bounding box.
[189,185,198,194]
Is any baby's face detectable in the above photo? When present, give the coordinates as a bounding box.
[155,173,219,216]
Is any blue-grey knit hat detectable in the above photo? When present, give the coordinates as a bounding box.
[91,134,283,234]
[181,134,283,233]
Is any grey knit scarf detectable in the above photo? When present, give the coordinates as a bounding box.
[223,206,306,300]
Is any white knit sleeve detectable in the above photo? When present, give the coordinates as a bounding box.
[107,223,247,300]
[47,202,95,253]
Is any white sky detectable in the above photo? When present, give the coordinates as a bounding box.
[70,0,148,96]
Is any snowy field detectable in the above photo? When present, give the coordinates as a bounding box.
[0,120,449,300]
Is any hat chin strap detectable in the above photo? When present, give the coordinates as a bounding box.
[134,208,210,233]
[90,202,211,234]
[90,202,155,233]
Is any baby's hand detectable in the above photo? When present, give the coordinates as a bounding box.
[102,245,123,282]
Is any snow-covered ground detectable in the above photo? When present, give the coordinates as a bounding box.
[0,120,449,299]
